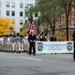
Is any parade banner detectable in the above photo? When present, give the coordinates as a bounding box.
[36,41,74,54]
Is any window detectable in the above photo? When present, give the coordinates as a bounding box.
[25,20,27,23]
[6,10,10,16]
[6,2,10,7]
[25,6,28,9]
[11,11,15,16]
[29,4,33,6]
[25,3,29,9]
[25,3,27,6]
[20,3,23,8]
[20,19,23,25]
[11,2,15,8]
[20,11,23,16]
[35,13,38,17]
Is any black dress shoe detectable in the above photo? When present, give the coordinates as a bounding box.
[33,54,36,56]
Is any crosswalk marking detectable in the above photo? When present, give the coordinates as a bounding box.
[21,56,42,61]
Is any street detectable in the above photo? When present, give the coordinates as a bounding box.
[0,52,75,75]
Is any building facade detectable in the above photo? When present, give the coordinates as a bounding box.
[0,0,35,32]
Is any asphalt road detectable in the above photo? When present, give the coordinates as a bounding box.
[0,52,75,75]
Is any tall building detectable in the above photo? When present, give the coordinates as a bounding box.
[0,0,35,32]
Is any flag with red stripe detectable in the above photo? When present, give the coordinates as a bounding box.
[29,22,36,34]
[27,14,36,34]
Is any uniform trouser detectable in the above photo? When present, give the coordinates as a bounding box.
[23,43,26,52]
[23,41,29,52]
[2,43,7,51]
[26,41,29,52]
[7,43,11,52]
[29,42,35,55]
[15,42,19,52]
[15,42,23,52]
[1,44,3,51]
[20,43,23,52]
[0,43,7,52]
[9,43,14,52]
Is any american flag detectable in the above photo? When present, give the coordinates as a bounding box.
[29,22,36,34]
[28,14,36,34]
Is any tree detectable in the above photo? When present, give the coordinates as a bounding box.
[59,0,75,41]
[25,0,62,35]
[0,18,15,35]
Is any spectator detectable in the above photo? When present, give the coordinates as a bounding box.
[50,34,57,41]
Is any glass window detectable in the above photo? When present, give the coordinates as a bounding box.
[6,10,10,16]
[11,11,15,16]
[20,19,23,25]
[25,6,28,9]
[25,3,27,6]
[6,2,10,7]
[25,3,28,9]
[11,2,15,8]
[20,3,23,8]
[35,13,37,17]
[20,11,23,16]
